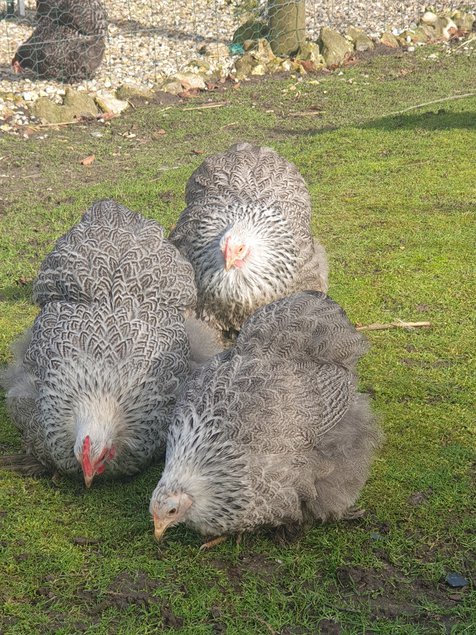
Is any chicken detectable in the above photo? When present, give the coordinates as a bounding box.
[150,291,382,547]
[1,199,220,485]
[12,0,107,82]
[170,143,328,334]
[2,301,189,483]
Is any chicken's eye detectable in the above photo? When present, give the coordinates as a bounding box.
[237,246,245,255]
[168,508,177,516]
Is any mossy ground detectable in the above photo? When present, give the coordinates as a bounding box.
[1,44,475,634]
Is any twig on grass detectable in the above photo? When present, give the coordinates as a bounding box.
[355,321,431,332]
[387,93,476,117]
[31,120,79,128]
[181,103,226,111]
[288,110,325,117]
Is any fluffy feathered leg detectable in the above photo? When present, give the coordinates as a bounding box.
[342,506,366,520]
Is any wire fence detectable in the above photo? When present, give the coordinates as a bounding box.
[0,0,472,92]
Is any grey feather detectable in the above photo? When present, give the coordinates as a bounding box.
[184,316,224,368]
[150,292,382,540]
[34,198,197,313]
[2,200,208,482]
[170,143,328,332]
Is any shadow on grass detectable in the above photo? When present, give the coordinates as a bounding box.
[363,108,476,131]
[275,108,476,138]
[0,283,34,304]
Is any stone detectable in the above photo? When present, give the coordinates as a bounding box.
[95,92,129,115]
[421,11,438,26]
[280,59,294,72]
[0,106,14,120]
[250,64,266,76]
[445,573,469,588]
[296,42,325,67]
[63,88,99,117]
[232,19,269,46]
[234,54,254,80]
[434,17,458,40]
[185,59,211,73]
[319,27,353,66]
[246,38,276,65]
[380,32,400,48]
[451,11,475,33]
[409,27,431,44]
[233,39,277,79]
[22,91,37,102]
[346,27,375,51]
[397,31,413,46]
[161,80,184,96]
[173,72,207,91]
[31,89,99,124]
[199,43,230,60]
[115,84,154,101]
[31,98,71,124]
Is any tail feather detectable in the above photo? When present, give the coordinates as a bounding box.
[304,393,383,522]
[0,453,50,476]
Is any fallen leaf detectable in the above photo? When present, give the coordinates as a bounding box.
[178,88,200,99]
[448,593,463,601]
[80,154,95,166]
[192,149,205,155]
[151,129,167,139]
[17,276,30,286]
[300,60,317,72]
[206,82,219,90]
[97,112,117,121]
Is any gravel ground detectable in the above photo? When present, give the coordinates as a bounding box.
[0,0,470,100]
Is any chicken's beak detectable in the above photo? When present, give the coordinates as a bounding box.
[83,473,94,488]
[223,241,235,271]
[153,513,170,542]
[224,254,235,271]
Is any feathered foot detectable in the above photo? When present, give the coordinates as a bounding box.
[342,506,366,520]
[51,471,63,487]
[272,523,305,546]
[199,536,227,551]
[0,453,49,477]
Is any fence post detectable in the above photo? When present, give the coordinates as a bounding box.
[18,0,26,17]
[268,0,306,56]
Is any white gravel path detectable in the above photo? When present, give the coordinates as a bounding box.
[0,0,470,100]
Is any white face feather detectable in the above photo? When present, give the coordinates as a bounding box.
[72,395,123,464]
[150,405,251,537]
[191,205,299,330]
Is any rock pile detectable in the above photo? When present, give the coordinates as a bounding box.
[0,6,474,133]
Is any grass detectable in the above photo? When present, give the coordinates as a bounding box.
[1,43,475,634]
